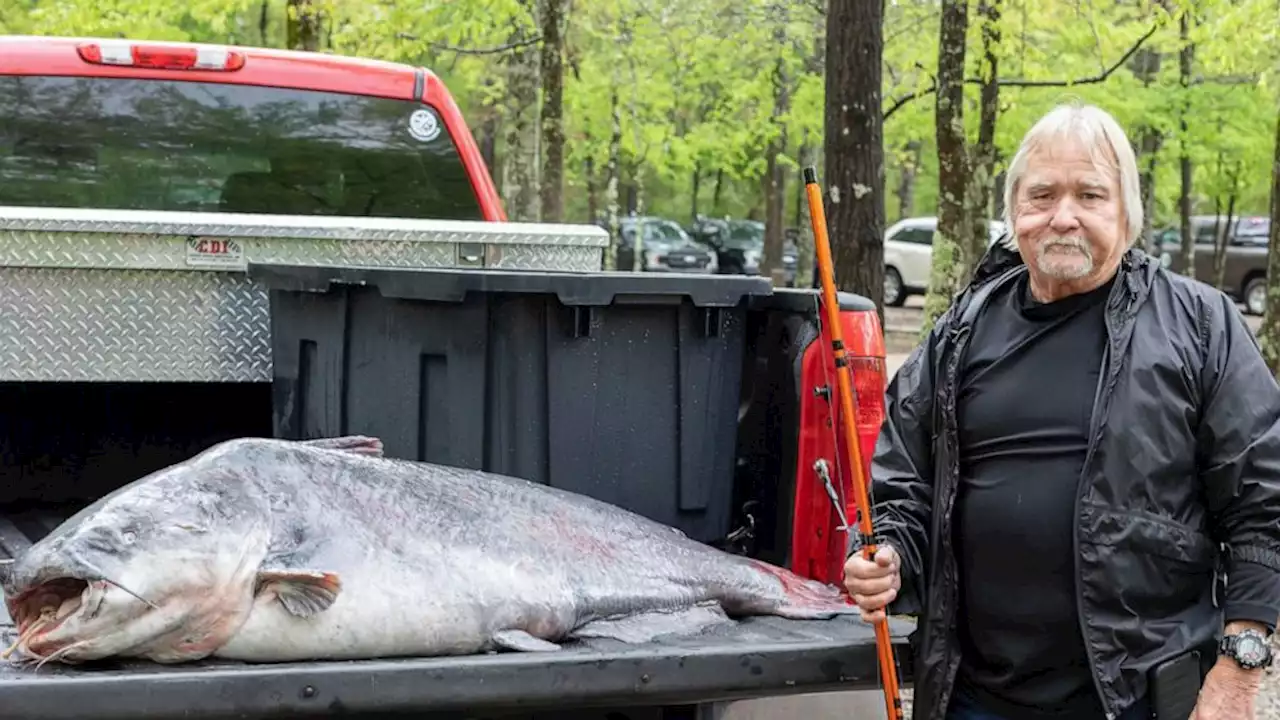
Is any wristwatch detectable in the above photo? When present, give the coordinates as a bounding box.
[1219,628,1275,670]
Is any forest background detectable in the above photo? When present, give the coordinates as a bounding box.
[5,0,1280,366]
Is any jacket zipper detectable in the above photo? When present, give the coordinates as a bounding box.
[1073,277,1129,720]
[931,269,1029,720]
[935,322,971,720]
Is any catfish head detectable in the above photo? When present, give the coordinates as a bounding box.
[1,462,274,666]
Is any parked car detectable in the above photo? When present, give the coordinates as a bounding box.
[881,216,1008,306]
[1155,214,1270,315]
[602,215,719,273]
[687,216,798,284]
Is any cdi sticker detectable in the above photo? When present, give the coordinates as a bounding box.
[407,108,441,142]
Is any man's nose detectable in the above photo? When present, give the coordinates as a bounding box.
[1049,198,1082,233]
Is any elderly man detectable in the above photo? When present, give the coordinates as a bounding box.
[845,102,1280,720]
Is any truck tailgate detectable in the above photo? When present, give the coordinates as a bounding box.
[0,511,914,719]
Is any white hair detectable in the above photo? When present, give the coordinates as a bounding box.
[1000,102,1143,251]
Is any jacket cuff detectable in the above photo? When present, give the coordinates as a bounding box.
[1224,559,1280,634]
[845,534,923,617]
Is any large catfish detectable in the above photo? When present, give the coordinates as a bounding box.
[0,436,858,666]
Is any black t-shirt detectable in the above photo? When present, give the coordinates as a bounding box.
[951,271,1115,719]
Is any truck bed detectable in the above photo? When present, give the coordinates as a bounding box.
[0,510,915,719]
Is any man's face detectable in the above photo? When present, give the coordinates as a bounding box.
[1012,135,1126,288]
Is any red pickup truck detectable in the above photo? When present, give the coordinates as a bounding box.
[0,35,908,720]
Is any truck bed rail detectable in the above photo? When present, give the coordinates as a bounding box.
[0,616,911,719]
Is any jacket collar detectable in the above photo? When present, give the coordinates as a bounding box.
[968,233,1156,297]
[950,233,1156,331]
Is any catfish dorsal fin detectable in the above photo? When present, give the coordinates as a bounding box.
[298,436,384,457]
[255,569,342,617]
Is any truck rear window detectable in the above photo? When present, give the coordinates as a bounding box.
[0,75,485,220]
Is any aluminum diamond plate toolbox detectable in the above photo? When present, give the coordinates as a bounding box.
[0,206,609,382]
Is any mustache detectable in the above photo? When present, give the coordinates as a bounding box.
[1037,235,1090,251]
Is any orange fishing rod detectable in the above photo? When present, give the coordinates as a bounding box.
[802,165,904,720]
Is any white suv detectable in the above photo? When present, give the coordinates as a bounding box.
[882,216,1008,306]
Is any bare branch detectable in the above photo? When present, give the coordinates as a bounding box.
[1192,74,1259,86]
[884,22,1160,120]
[396,33,543,55]
[433,36,542,55]
[885,9,940,45]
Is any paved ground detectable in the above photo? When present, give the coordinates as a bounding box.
[723,689,893,720]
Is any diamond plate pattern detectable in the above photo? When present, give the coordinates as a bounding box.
[0,268,271,382]
[0,229,609,273]
[0,230,605,272]
[0,208,610,382]
[0,206,608,272]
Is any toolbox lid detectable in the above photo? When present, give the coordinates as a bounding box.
[247,263,776,308]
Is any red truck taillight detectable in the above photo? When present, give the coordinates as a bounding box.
[848,353,887,491]
[76,41,246,72]
[790,304,888,588]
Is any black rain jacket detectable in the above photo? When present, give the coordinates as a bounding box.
[863,242,1280,720]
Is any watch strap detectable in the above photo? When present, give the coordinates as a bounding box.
[1220,629,1274,669]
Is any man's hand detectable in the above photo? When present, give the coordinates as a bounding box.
[1189,657,1263,719]
[843,544,901,623]
[1190,621,1270,720]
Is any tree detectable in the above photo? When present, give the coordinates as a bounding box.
[1260,107,1280,375]
[920,0,969,337]
[822,0,885,320]
[539,0,567,223]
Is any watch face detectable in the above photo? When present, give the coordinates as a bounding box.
[1237,634,1271,667]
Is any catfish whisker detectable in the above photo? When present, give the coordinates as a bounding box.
[1,607,56,661]
[76,560,160,610]
[33,638,92,672]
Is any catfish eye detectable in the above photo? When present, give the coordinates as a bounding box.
[122,531,137,544]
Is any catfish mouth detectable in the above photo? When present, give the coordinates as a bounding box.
[4,577,95,665]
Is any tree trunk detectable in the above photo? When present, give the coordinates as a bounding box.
[1129,45,1163,253]
[1259,109,1280,376]
[1176,11,1195,277]
[585,151,597,225]
[795,136,816,289]
[921,0,969,338]
[760,6,791,286]
[286,0,321,51]
[1214,188,1236,292]
[604,83,622,271]
[965,0,1001,271]
[539,0,566,223]
[631,167,647,272]
[822,0,885,323]
[895,140,921,221]
[502,8,542,223]
[761,149,786,282]
[1138,133,1163,254]
[478,78,500,180]
[259,0,269,46]
[691,164,702,221]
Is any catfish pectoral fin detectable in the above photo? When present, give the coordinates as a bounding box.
[571,602,734,644]
[254,569,342,617]
[491,629,562,652]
